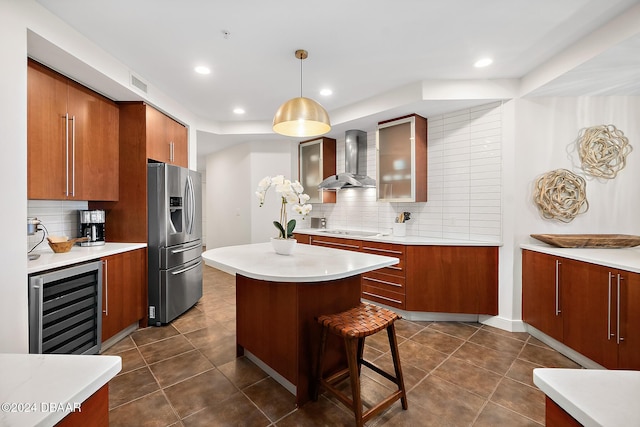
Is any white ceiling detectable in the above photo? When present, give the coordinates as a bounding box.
[33,0,640,166]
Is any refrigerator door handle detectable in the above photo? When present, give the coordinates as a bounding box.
[186,175,195,235]
[172,260,202,275]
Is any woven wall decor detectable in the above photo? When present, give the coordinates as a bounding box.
[534,169,589,222]
[577,124,632,179]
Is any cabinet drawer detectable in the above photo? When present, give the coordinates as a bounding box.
[361,241,405,276]
[362,283,405,309]
[310,235,361,252]
[362,270,405,293]
[292,233,311,244]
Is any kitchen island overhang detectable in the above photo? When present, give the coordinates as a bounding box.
[202,242,399,405]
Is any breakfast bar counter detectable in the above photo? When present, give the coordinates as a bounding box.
[202,242,398,405]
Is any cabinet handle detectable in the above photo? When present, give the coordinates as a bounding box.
[617,273,623,344]
[363,276,402,288]
[71,115,76,197]
[362,246,403,255]
[312,239,360,249]
[362,291,402,305]
[170,141,174,162]
[64,113,69,196]
[555,260,561,315]
[103,260,108,316]
[608,272,614,340]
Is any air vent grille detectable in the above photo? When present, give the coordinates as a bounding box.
[130,73,148,93]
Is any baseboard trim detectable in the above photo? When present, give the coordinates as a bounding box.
[525,325,604,369]
[479,315,527,332]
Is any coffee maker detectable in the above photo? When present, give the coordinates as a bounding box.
[79,210,106,246]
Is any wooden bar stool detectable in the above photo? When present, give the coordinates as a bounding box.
[313,302,408,426]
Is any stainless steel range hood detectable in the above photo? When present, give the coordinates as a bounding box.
[319,130,376,189]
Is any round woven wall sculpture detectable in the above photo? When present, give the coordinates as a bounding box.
[578,124,632,179]
[534,169,589,222]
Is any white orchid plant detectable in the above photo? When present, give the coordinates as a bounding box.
[256,175,312,239]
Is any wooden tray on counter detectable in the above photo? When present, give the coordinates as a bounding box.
[531,234,640,248]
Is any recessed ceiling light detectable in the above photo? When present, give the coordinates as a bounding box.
[194,66,211,75]
[474,58,493,68]
[320,88,333,96]
[233,108,245,115]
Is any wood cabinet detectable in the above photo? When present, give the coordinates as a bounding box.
[376,114,427,202]
[92,102,187,243]
[522,249,640,370]
[299,137,336,203]
[27,59,119,201]
[522,250,564,342]
[406,245,498,315]
[309,235,361,252]
[146,104,188,167]
[101,248,147,341]
[292,233,311,244]
[361,241,406,309]
[56,384,109,427]
[304,232,498,315]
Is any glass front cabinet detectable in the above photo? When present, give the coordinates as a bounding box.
[298,137,336,204]
[376,114,427,202]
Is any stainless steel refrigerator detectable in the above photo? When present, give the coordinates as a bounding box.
[147,163,203,325]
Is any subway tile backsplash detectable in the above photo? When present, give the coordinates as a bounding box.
[302,101,503,242]
[27,200,87,250]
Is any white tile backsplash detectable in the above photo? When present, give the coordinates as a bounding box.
[27,200,88,250]
[304,101,503,242]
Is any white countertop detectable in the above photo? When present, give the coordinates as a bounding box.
[202,242,398,282]
[533,368,640,427]
[28,243,147,274]
[0,353,121,427]
[295,228,501,246]
[521,242,640,273]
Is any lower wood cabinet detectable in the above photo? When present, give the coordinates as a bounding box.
[406,246,498,315]
[522,249,640,370]
[522,250,564,342]
[309,235,362,252]
[303,232,498,315]
[360,241,406,309]
[55,384,109,427]
[101,248,147,341]
[292,233,311,244]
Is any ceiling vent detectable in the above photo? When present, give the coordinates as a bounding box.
[130,73,148,93]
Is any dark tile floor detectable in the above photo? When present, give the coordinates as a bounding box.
[104,266,581,426]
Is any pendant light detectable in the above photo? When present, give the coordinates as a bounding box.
[273,49,331,137]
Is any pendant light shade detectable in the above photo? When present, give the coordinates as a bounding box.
[273,50,331,137]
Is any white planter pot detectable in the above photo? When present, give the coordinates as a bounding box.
[270,237,297,255]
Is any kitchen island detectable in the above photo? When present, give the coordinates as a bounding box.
[202,242,398,405]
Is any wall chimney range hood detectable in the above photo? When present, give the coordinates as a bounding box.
[319,130,376,190]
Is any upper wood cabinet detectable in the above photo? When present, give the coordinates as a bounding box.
[376,114,427,202]
[27,59,119,201]
[145,104,188,167]
[299,137,336,203]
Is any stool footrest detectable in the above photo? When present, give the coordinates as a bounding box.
[360,359,400,384]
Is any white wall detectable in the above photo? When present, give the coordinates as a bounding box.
[205,140,297,249]
[1,1,30,353]
[509,96,640,323]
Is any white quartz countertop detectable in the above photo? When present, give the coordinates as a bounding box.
[294,228,501,246]
[27,243,147,274]
[0,353,121,427]
[202,242,398,282]
[533,368,640,427]
[521,242,640,273]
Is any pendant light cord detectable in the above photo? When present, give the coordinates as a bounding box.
[299,55,303,98]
